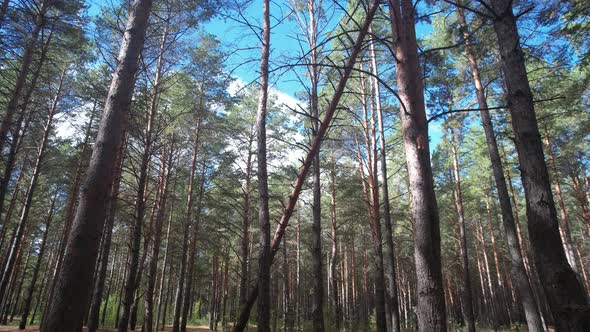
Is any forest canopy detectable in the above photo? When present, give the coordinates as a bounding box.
[0,0,588,331]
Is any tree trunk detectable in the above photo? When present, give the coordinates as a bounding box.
[181,164,207,331]
[0,68,65,311]
[388,0,447,330]
[0,25,54,229]
[296,202,301,332]
[449,128,476,332]
[43,103,98,327]
[254,0,272,329]
[101,237,118,327]
[155,191,176,332]
[87,131,125,332]
[0,162,26,262]
[329,154,341,329]
[282,230,290,331]
[172,115,201,332]
[305,0,325,329]
[455,6,544,330]
[0,0,54,156]
[364,71,388,332]
[42,1,152,330]
[571,174,590,236]
[161,237,175,330]
[543,126,578,271]
[144,143,174,332]
[31,247,56,325]
[490,1,590,330]
[239,134,254,308]
[232,1,381,329]
[118,24,165,332]
[115,247,130,328]
[18,194,57,330]
[4,238,32,323]
[369,27,401,332]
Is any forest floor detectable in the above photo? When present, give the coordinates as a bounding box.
[0,326,216,331]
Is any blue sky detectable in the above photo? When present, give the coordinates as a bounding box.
[87,0,443,148]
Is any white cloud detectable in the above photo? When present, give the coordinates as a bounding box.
[228,77,308,170]
[54,103,94,142]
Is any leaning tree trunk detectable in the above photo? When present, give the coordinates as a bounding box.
[43,103,98,327]
[117,24,164,332]
[232,1,381,329]
[18,194,57,329]
[388,0,447,330]
[0,68,65,312]
[449,128,476,332]
[490,1,590,330]
[87,131,126,332]
[454,6,544,331]
[42,1,153,330]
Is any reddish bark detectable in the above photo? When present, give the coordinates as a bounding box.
[388,0,447,330]
[231,1,381,329]
[42,1,153,330]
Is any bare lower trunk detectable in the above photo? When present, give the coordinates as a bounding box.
[306,0,324,329]
[43,105,97,326]
[388,0,447,330]
[155,195,176,332]
[255,0,271,328]
[449,128,475,332]
[369,28,401,332]
[295,203,301,332]
[18,194,57,329]
[87,136,126,332]
[144,144,173,332]
[455,6,544,330]
[490,1,590,330]
[172,116,201,332]
[455,6,543,329]
[0,163,26,263]
[329,156,340,328]
[181,165,206,331]
[239,136,254,307]
[101,239,118,327]
[42,1,152,330]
